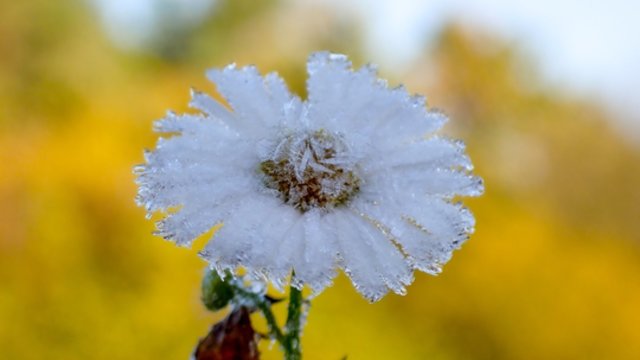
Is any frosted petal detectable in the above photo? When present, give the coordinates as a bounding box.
[152,111,237,142]
[348,212,413,295]
[136,166,252,214]
[367,167,484,199]
[331,211,412,301]
[206,65,299,137]
[293,210,339,294]
[200,194,303,288]
[153,112,204,134]
[267,215,306,291]
[352,193,475,275]
[306,52,446,150]
[189,89,234,125]
[135,110,257,218]
[154,202,218,247]
[326,212,385,301]
[362,137,472,174]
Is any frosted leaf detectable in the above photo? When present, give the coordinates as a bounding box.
[135,51,483,301]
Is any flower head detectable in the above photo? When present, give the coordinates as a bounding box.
[135,52,483,301]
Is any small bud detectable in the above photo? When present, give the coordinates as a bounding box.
[201,269,234,311]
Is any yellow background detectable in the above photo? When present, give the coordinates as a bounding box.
[2,1,640,359]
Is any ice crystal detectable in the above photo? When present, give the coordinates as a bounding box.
[135,52,484,302]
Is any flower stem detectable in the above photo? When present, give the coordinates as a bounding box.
[283,282,304,360]
[256,295,286,344]
[232,285,286,344]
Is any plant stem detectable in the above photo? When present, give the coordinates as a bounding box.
[256,296,286,344]
[233,285,285,344]
[283,282,303,360]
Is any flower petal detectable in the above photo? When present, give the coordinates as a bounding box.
[362,137,472,174]
[352,194,475,275]
[135,123,255,214]
[189,89,235,127]
[366,166,484,199]
[206,65,300,137]
[306,52,446,149]
[199,194,304,289]
[293,210,339,294]
[330,210,412,301]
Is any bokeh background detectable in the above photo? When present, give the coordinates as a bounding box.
[2,0,640,359]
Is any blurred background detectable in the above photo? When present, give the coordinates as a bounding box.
[2,0,640,359]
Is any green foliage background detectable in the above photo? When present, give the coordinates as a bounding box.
[1,1,640,359]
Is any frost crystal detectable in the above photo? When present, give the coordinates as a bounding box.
[135,52,484,302]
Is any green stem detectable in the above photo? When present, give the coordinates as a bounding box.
[283,282,304,360]
[257,296,286,345]
[233,286,285,344]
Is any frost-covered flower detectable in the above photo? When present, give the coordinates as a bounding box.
[135,52,483,301]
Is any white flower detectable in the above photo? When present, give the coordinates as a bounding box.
[135,52,483,301]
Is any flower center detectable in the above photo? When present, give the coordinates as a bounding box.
[259,130,360,212]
